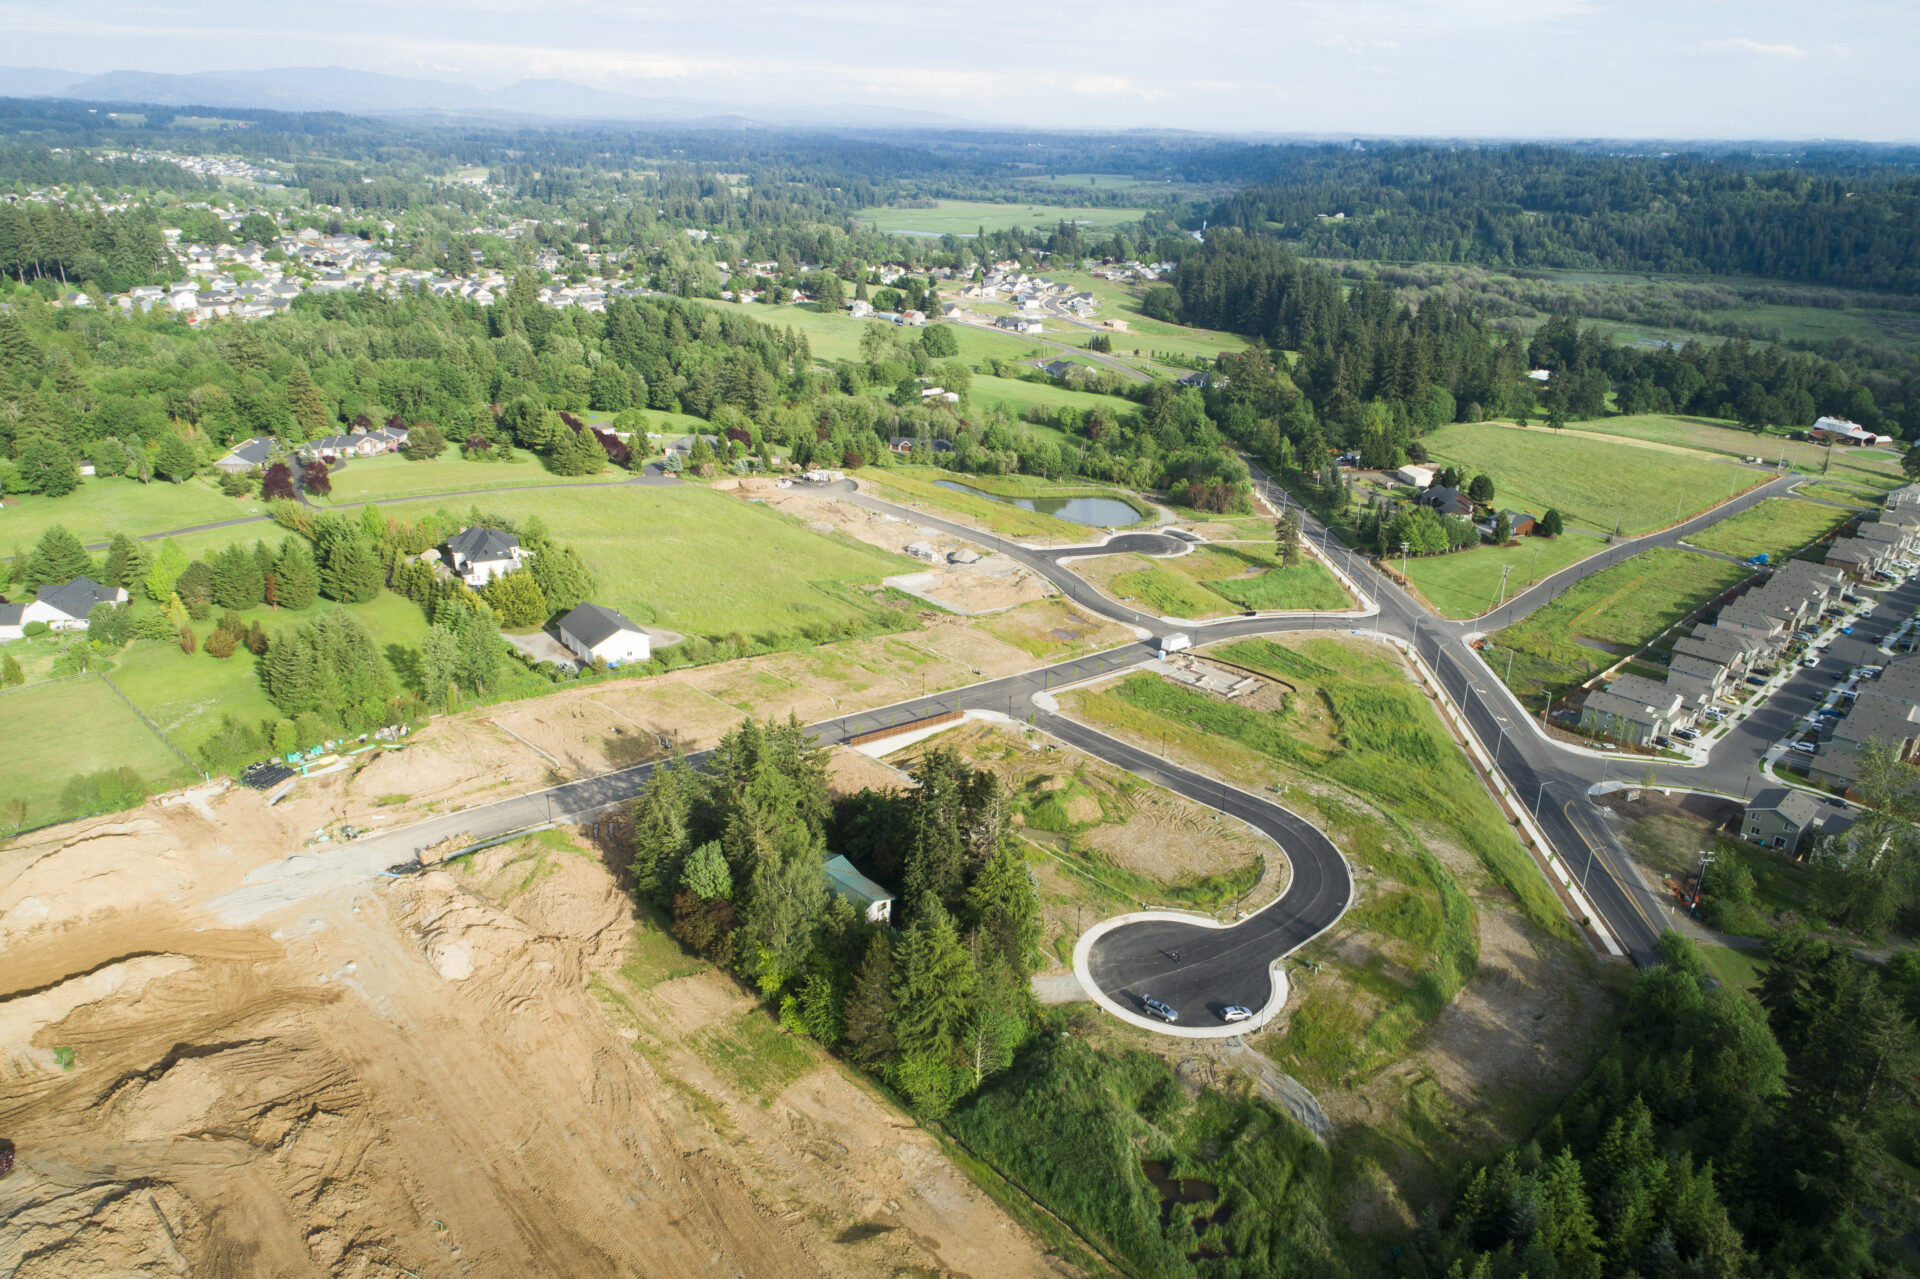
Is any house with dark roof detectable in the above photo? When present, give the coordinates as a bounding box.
[887,435,954,456]
[444,526,526,587]
[557,602,650,666]
[214,436,278,473]
[1418,486,1474,519]
[0,576,130,639]
[1578,673,1692,745]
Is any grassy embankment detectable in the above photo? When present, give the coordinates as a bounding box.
[1067,636,1568,1078]
[1487,547,1752,706]
[1080,544,1351,618]
[0,676,198,823]
[1402,531,1608,621]
[1681,496,1851,563]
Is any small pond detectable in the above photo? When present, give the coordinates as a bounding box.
[933,479,1140,528]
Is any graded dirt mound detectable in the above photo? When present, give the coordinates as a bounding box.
[1,804,1074,1279]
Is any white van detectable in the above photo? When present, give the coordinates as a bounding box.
[1159,633,1192,655]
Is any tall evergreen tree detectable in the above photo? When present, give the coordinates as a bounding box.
[319,534,383,603]
[272,537,319,609]
[24,524,91,589]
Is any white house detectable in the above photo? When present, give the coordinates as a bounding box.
[0,577,129,639]
[444,526,527,586]
[557,602,651,666]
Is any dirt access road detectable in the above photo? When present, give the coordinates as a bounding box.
[0,780,1077,1278]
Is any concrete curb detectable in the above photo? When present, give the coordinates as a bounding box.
[1390,635,1626,957]
[1072,909,1291,1039]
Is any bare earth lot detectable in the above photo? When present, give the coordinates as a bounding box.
[0,763,1073,1277]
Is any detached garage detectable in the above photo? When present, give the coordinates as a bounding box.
[558,602,651,667]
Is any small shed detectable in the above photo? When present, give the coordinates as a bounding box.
[824,855,894,924]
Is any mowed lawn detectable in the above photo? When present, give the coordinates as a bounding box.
[381,483,920,643]
[966,374,1139,421]
[1683,497,1851,562]
[316,454,629,505]
[1490,547,1753,704]
[687,297,1039,365]
[107,590,429,756]
[1,475,254,550]
[1424,421,1762,535]
[1402,531,1609,620]
[0,677,197,826]
[1565,414,1815,464]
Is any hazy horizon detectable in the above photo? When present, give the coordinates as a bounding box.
[2,0,1915,140]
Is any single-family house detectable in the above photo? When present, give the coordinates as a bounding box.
[215,436,278,474]
[1419,486,1474,518]
[1826,537,1893,579]
[888,436,953,456]
[1742,787,1834,856]
[0,576,129,638]
[1041,360,1082,380]
[444,526,526,586]
[823,854,894,924]
[847,299,873,318]
[557,602,651,667]
[665,433,722,457]
[1497,511,1537,537]
[994,315,1043,334]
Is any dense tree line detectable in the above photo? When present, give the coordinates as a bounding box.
[629,729,1041,1116]
[1426,932,1920,1277]
[1192,144,1920,294]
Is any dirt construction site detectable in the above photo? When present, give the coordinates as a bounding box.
[0,704,1080,1275]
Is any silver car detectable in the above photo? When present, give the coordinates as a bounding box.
[1141,995,1179,1023]
[1221,1005,1253,1024]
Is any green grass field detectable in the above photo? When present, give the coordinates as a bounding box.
[0,677,197,828]
[1564,414,1812,463]
[1039,270,1254,365]
[1424,421,1762,535]
[107,591,430,757]
[688,297,1040,366]
[1794,481,1884,507]
[317,454,631,505]
[381,483,920,643]
[855,199,1152,237]
[1490,548,1753,704]
[1401,531,1609,620]
[1092,544,1349,617]
[966,373,1139,421]
[1,475,253,553]
[1682,497,1851,562]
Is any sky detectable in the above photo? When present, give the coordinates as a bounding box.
[4,0,1916,139]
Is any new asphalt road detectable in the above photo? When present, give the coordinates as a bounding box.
[222,459,1834,1019]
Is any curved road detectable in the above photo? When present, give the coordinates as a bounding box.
[205,454,1815,1027]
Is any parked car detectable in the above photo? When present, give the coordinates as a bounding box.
[1746,675,1768,687]
[1819,707,1844,718]
[1141,995,1179,1023]
[1221,1005,1253,1024]
[1674,727,1699,741]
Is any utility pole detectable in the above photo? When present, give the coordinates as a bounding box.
[1496,563,1513,610]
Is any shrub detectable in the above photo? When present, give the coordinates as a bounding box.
[205,627,237,658]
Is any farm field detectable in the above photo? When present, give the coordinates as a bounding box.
[855,198,1151,237]
[1,475,253,550]
[1424,421,1763,535]
[1488,547,1753,704]
[1401,531,1609,620]
[1077,544,1350,618]
[0,676,196,828]
[1681,497,1851,562]
[380,482,921,643]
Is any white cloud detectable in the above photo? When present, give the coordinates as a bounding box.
[1703,37,1807,59]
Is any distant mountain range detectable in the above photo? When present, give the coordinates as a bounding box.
[0,65,975,129]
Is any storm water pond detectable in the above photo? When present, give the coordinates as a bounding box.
[934,480,1140,527]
